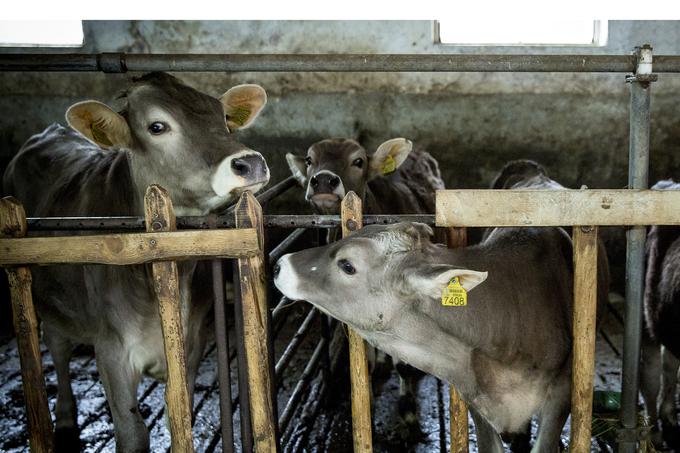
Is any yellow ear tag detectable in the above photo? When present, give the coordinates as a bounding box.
[441,277,467,307]
[381,155,397,176]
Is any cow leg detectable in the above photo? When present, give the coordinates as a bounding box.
[43,326,80,452]
[640,335,662,444]
[659,346,680,449]
[96,341,148,453]
[532,374,569,453]
[470,407,504,453]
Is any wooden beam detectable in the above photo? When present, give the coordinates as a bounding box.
[570,226,599,453]
[446,227,469,453]
[0,197,55,453]
[0,229,258,266]
[235,191,279,453]
[436,189,680,227]
[341,192,373,453]
[144,185,195,453]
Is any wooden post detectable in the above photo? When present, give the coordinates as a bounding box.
[143,185,194,453]
[446,227,469,453]
[570,226,599,453]
[235,191,278,453]
[341,192,373,453]
[0,197,55,453]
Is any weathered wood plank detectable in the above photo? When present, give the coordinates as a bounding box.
[436,189,680,227]
[144,185,195,453]
[570,226,599,453]
[0,197,55,453]
[446,227,469,453]
[235,191,278,453]
[341,192,373,453]
[0,228,258,266]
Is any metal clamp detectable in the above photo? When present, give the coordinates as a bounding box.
[626,44,658,84]
[97,52,128,73]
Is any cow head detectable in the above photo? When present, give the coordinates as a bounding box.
[286,138,413,214]
[65,72,269,215]
[274,223,487,332]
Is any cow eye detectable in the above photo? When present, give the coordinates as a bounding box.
[304,157,312,166]
[148,122,168,135]
[337,259,356,275]
[352,158,364,168]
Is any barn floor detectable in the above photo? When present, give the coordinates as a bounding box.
[0,293,651,452]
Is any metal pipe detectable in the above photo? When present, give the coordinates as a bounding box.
[223,176,297,216]
[619,45,653,453]
[278,338,326,434]
[232,262,253,453]
[274,308,318,380]
[269,228,307,264]
[211,258,234,452]
[4,52,680,73]
[25,214,436,231]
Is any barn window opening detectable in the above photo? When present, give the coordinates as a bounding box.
[436,20,607,46]
[0,21,84,47]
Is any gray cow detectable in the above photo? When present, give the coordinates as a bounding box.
[274,222,576,452]
[286,137,444,438]
[3,72,269,452]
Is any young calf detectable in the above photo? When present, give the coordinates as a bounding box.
[641,179,680,449]
[274,222,579,452]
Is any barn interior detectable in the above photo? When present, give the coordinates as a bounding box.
[1,19,680,452]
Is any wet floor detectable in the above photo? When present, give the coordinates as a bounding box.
[0,294,643,452]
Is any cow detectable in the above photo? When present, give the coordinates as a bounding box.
[641,179,680,449]
[2,72,269,452]
[274,222,577,453]
[286,137,445,439]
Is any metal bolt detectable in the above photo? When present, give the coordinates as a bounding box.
[580,226,594,233]
[150,239,157,246]
[346,219,358,231]
[151,221,163,231]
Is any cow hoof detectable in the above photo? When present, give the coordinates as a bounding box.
[54,426,81,453]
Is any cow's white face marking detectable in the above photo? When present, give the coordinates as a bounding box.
[211,149,270,197]
[274,254,305,301]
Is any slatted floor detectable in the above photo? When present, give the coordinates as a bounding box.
[0,294,635,452]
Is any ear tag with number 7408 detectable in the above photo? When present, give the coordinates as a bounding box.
[441,277,467,307]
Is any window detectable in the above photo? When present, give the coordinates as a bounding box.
[0,21,84,47]
[436,20,607,46]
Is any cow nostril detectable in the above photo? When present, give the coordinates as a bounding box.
[329,177,340,189]
[273,264,281,277]
[310,176,319,188]
[231,158,251,176]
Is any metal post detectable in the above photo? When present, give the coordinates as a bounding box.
[619,44,654,453]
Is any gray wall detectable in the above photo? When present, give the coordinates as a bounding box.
[1,20,680,290]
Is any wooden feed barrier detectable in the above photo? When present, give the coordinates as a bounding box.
[0,187,277,453]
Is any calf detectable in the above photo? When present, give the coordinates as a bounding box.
[274,222,579,453]
[3,72,269,452]
[641,179,680,449]
[286,137,444,438]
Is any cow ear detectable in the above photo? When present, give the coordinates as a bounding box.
[409,265,488,299]
[220,84,267,131]
[286,153,308,186]
[66,101,131,149]
[368,138,413,180]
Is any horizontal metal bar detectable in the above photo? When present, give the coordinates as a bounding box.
[0,228,258,266]
[1,53,680,73]
[26,214,436,232]
[436,189,680,227]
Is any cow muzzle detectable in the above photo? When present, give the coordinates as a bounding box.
[306,170,345,211]
[211,150,270,197]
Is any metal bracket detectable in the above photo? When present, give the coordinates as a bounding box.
[626,44,658,84]
[616,425,651,443]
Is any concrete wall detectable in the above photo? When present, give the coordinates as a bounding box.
[1,20,680,292]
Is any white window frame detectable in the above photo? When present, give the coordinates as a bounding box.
[0,21,84,48]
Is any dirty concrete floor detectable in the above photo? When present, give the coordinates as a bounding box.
[0,295,648,452]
